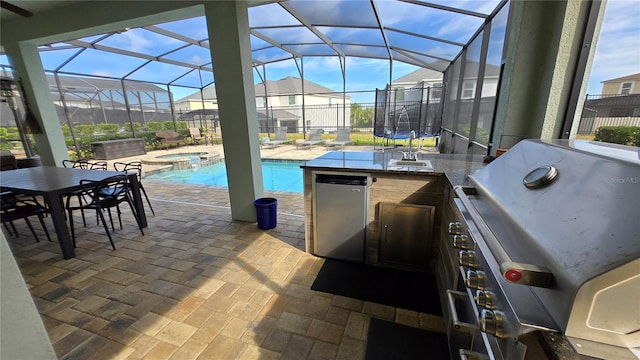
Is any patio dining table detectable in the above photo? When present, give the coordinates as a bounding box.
[1,166,147,259]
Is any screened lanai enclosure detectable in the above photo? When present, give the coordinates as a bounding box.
[1,0,510,159]
[1,0,598,163]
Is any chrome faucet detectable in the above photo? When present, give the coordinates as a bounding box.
[401,130,417,160]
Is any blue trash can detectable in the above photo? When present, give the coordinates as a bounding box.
[254,197,277,230]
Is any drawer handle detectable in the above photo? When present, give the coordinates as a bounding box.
[459,349,489,360]
[446,290,477,334]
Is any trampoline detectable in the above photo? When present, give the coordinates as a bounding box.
[373,87,441,151]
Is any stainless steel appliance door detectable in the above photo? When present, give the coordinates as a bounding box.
[313,175,368,262]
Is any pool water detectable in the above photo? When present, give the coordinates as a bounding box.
[146,160,304,193]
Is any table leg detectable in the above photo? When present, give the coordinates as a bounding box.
[128,175,147,228]
[44,193,75,259]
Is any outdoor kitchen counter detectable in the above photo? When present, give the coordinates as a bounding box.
[301,151,596,360]
[300,150,486,186]
[301,151,487,268]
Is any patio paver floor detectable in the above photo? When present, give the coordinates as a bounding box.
[4,144,443,360]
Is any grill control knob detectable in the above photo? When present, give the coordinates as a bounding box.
[466,270,486,290]
[448,222,463,235]
[453,235,472,249]
[480,309,505,338]
[459,250,477,268]
[475,290,497,310]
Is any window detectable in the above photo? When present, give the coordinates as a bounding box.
[620,82,632,95]
[462,81,476,99]
[430,84,442,100]
[395,88,405,101]
[288,95,296,105]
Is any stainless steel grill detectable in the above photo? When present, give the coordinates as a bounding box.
[437,139,640,360]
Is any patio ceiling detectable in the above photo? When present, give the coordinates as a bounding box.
[12,0,505,89]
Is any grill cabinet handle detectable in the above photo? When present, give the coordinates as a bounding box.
[453,186,553,288]
[446,290,477,334]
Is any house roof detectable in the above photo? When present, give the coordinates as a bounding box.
[177,76,346,102]
[601,73,640,83]
[393,67,443,85]
[255,76,340,97]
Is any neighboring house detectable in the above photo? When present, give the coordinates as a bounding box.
[174,87,219,114]
[600,73,640,95]
[176,76,351,133]
[577,74,640,134]
[391,67,443,102]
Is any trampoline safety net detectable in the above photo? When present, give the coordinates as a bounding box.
[374,86,442,141]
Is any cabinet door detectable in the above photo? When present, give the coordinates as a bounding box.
[378,202,435,269]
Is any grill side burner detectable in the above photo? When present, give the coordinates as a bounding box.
[438,139,640,360]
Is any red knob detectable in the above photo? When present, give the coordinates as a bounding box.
[505,269,522,282]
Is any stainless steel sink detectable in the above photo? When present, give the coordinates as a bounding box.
[388,159,433,168]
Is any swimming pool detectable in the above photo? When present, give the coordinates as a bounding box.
[145,160,305,193]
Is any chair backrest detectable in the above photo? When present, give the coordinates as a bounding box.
[114,161,143,180]
[81,175,130,204]
[307,129,322,141]
[336,128,351,142]
[274,127,289,141]
[88,161,107,170]
[189,128,202,139]
[62,159,89,169]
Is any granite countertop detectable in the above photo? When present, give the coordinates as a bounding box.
[301,151,486,186]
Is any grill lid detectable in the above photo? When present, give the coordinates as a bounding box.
[463,139,640,358]
[469,139,639,286]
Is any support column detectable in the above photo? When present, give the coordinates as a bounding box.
[3,41,67,166]
[204,1,262,222]
[492,0,597,149]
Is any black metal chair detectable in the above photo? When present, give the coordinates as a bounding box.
[1,191,51,242]
[66,175,144,250]
[113,161,155,216]
[61,159,108,226]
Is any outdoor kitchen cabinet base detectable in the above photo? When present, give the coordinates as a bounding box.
[366,174,445,270]
[377,202,435,270]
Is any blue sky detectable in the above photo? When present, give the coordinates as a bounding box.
[586,0,640,94]
[2,1,638,102]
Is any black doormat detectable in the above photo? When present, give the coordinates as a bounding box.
[365,318,449,360]
[310,259,442,315]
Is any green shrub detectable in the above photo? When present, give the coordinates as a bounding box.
[96,123,120,134]
[73,124,96,137]
[594,126,640,147]
[145,121,165,131]
[61,125,71,137]
[0,128,15,150]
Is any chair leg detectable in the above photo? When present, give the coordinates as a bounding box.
[140,184,155,216]
[37,213,52,242]
[9,221,18,237]
[23,217,40,242]
[115,205,123,230]
[3,221,15,236]
[76,194,87,227]
[106,208,115,231]
[96,208,116,250]
[125,197,145,236]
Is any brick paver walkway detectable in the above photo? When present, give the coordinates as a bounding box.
[4,144,444,359]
